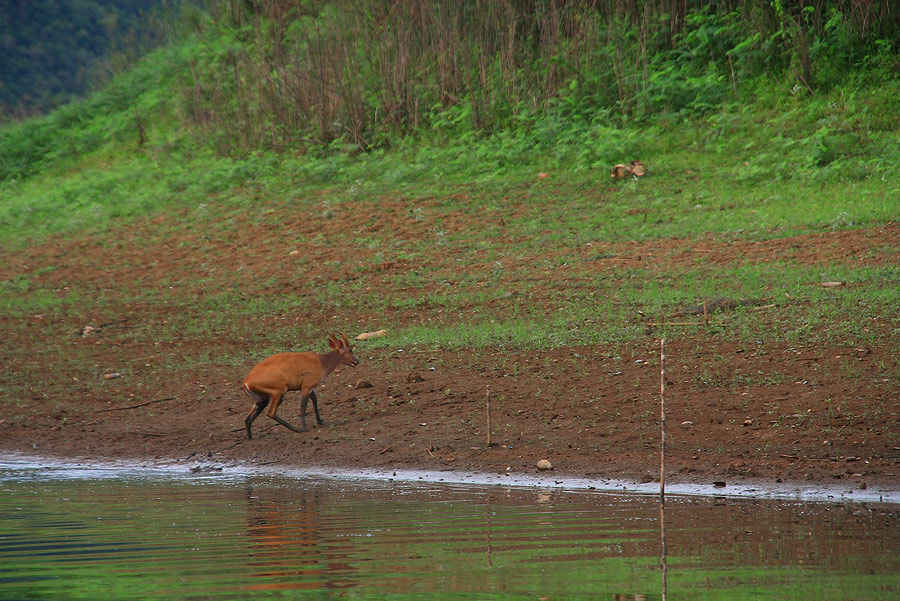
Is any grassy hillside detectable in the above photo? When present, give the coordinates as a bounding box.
[1,0,898,358]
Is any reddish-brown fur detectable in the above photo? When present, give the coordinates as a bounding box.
[242,333,359,439]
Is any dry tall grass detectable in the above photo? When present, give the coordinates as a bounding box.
[183,0,900,155]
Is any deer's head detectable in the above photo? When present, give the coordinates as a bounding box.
[328,332,360,366]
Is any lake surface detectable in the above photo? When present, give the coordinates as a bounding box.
[1,455,898,600]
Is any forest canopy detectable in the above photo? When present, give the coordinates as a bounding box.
[0,0,166,118]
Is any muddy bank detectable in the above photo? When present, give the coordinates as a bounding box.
[2,218,899,498]
[3,340,899,497]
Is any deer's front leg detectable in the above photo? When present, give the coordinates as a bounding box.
[309,390,324,426]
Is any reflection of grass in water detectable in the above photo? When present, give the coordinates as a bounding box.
[2,476,898,599]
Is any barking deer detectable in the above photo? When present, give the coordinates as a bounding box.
[242,333,359,439]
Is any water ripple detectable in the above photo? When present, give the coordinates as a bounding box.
[1,457,898,599]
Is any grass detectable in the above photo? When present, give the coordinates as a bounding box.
[4,196,896,368]
[3,81,899,247]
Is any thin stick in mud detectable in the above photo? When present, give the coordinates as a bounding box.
[659,337,668,599]
[659,338,666,500]
[486,385,493,447]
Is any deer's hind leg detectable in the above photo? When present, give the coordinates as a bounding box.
[264,386,304,433]
[243,384,270,440]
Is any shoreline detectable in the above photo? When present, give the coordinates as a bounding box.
[4,449,899,505]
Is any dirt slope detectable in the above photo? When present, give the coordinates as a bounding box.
[1,215,899,490]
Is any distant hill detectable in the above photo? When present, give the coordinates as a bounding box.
[0,0,166,118]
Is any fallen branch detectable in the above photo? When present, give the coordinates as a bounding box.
[645,304,776,328]
[95,396,178,413]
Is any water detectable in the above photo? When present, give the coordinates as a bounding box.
[1,455,898,600]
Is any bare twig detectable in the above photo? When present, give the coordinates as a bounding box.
[95,396,178,413]
[659,337,668,599]
[659,338,666,501]
[486,385,493,447]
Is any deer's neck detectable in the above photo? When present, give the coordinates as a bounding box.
[318,349,343,378]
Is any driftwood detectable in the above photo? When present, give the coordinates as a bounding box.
[356,329,387,340]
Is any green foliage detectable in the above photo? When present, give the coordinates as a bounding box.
[171,0,900,157]
[0,41,191,182]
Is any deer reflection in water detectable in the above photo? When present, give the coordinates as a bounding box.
[243,486,359,591]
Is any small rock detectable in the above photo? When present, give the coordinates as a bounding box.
[742,419,752,426]
[713,481,726,488]
[681,420,693,428]
[859,481,867,490]
[103,372,121,379]
[536,459,553,472]
[190,465,222,473]
[354,379,372,389]
[288,250,300,256]
[406,372,423,383]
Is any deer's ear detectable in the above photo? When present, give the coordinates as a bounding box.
[328,333,338,349]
